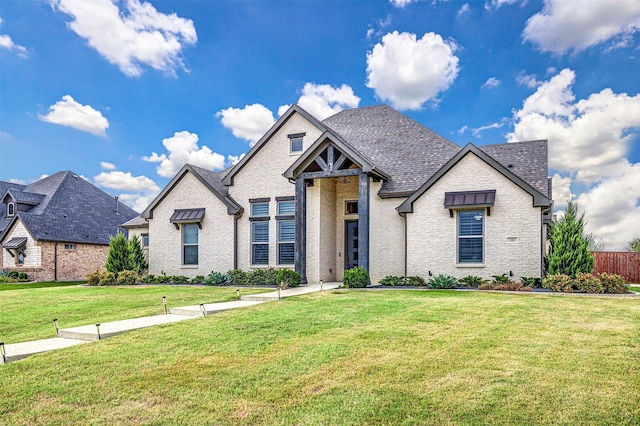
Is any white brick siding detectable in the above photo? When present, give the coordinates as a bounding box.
[370,180,406,284]
[2,220,40,268]
[406,153,543,281]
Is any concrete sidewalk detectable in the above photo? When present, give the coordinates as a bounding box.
[1,283,341,365]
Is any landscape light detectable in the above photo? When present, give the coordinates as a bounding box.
[236,289,240,299]
[1,342,5,364]
[200,303,206,317]
[162,296,168,314]
[96,324,101,340]
[53,318,59,336]
[320,279,323,290]
[278,287,281,300]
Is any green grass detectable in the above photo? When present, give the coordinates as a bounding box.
[1,290,638,425]
[630,285,640,293]
[0,285,269,343]
[0,281,85,291]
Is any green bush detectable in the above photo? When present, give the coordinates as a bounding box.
[379,275,404,286]
[492,274,511,284]
[429,274,457,289]
[8,271,19,279]
[343,267,369,288]
[154,275,171,284]
[86,270,103,286]
[479,282,532,292]
[171,276,190,284]
[227,269,249,286]
[99,271,117,286]
[406,276,426,286]
[520,277,542,288]
[117,270,139,286]
[598,273,629,294]
[205,272,230,286]
[18,272,28,281]
[247,268,277,286]
[276,269,301,288]
[0,276,17,283]
[543,274,573,293]
[459,275,484,287]
[574,273,603,294]
[191,275,206,284]
[141,274,155,283]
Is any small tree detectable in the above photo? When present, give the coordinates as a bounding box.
[106,232,129,274]
[545,199,594,277]
[627,237,640,252]
[126,234,148,273]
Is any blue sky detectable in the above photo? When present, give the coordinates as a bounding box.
[1,0,639,250]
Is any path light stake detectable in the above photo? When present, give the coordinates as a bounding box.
[96,324,101,340]
[53,318,59,336]
[163,296,168,314]
[200,303,206,317]
[278,286,281,300]
[236,289,240,299]
[1,342,5,364]
[320,280,323,290]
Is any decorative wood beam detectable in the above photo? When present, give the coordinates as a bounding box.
[295,177,307,284]
[327,145,335,170]
[333,154,347,171]
[299,168,360,180]
[315,156,329,172]
[358,172,370,280]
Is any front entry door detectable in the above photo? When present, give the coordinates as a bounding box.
[345,220,359,270]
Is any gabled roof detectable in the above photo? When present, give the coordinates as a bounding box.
[142,164,242,219]
[0,181,27,233]
[222,104,329,186]
[283,130,390,180]
[2,189,46,205]
[0,171,139,244]
[322,105,460,195]
[121,215,149,229]
[397,143,552,213]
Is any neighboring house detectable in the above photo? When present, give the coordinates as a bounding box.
[121,215,150,260]
[1,171,138,281]
[137,104,552,284]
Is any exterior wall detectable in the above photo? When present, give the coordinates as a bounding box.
[2,220,41,268]
[230,112,323,271]
[126,226,149,261]
[407,153,543,281]
[54,242,109,281]
[334,177,359,281]
[306,177,337,282]
[148,172,234,278]
[369,181,406,284]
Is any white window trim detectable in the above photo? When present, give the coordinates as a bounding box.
[251,220,269,266]
[7,202,15,217]
[182,224,199,266]
[456,209,485,265]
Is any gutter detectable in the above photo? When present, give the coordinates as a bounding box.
[54,241,59,281]
[400,212,408,279]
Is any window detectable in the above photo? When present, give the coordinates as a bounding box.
[458,210,484,263]
[277,200,295,215]
[7,203,15,217]
[64,244,76,250]
[288,133,305,153]
[142,233,149,247]
[183,224,198,265]
[251,202,269,217]
[252,221,269,265]
[17,251,25,265]
[277,220,295,264]
[345,200,358,215]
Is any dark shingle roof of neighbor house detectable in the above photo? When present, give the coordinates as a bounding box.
[0,171,138,244]
[323,105,461,195]
[0,181,27,233]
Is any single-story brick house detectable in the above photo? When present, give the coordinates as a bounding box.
[1,171,138,281]
[135,104,552,284]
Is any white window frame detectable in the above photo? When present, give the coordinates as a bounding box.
[182,224,199,266]
[64,243,76,250]
[457,209,484,264]
[7,202,15,217]
[289,136,303,153]
[251,221,269,265]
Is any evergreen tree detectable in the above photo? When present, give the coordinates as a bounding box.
[545,199,594,277]
[106,232,129,274]
[628,237,640,252]
[126,234,148,272]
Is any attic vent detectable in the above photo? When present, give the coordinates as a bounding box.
[507,164,514,168]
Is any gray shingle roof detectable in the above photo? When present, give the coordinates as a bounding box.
[121,215,149,228]
[4,189,46,205]
[0,181,27,233]
[0,171,138,244]
[322,105,461,194]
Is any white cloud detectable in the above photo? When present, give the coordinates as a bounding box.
[52,0,197,77]
[516,71,540,88]
[366,31,460,110]
[523,0,640,54]
[8,178,26,184]
[472,121,504,138]
[551,173,574,209]
[227,153,245,167]
[100,161,116,170]
[143,130,225,177]
[508,68,640,183]
[482,77,501,88]
[116,192,158,213]
[390,0,418,8]
[577,162,640,251]
[485,0,518,10]
[39,95,109,135]
[94,170,160,192]
[0,34,27,57]
[277,104,291,117]
[458,4,471,17]
[216,104,276,146]
[295,83,360,120]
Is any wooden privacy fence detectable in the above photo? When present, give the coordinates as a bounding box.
[592,251,640,283]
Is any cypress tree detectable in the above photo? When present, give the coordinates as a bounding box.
[127,234,148,273]
[106,232,129,274]
[545,199,594,277]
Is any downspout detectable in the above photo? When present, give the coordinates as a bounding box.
[54,241,59,281]
[233,213,239,270]
[400,212,407,279]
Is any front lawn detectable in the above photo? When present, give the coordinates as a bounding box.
[0,285,269,343]
[1,290,638,425]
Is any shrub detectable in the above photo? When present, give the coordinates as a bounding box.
[0,269,10,278]
[379,275,404,286]
[141,274,155,283]
[227,269,249,286]
[18,272,28,281]
[598,273,629,294]
[205,272,230,286]
[99,271,117,286]
[492,274,511,284]
[0,276,16,283]
[86,270,103,286]
[8,271,19,279]
[126,235,148,273]
[406,276,426,286]
[191,275,206,284]
[429,274,457,289]
[247,268,278,286]
[154,275,171,284]
[276,269,301,288]
[171,276,190,284]
[459,275,484,287]
[106,233,129,274]
[542,274,573,293]
[343,267,369,288]
[574,273,604,294]
[117,270,139,286]
[520,277,542,288]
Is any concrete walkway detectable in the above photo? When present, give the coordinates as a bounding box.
[1,283,340,365]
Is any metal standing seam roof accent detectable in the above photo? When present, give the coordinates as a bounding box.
[444,190,496,208]
[169,208,205,223]
[3,237,27,249]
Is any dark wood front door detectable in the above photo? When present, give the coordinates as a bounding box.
[345,220,359,270]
